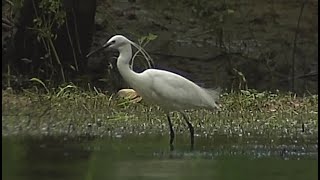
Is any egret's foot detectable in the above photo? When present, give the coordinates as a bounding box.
[190,142,194,151]
[170,143,174,151]
[167,114,175,152]
[189,125,194,150]
[180,112,195,151]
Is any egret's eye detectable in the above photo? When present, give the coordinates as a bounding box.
[111,40,116,44]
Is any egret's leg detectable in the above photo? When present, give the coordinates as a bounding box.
[180,112,194,151]
[167,113,175,151]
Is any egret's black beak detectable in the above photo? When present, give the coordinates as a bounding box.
[86,42,111,58]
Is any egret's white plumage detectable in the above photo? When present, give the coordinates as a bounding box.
[131,69,220,110]
[87,35,221,150]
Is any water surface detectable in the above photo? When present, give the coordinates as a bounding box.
[2,134,317,180]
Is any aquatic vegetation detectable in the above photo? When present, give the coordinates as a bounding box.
[2,86,317,140]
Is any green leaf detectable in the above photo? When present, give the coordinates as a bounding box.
[56,85,77,97]
[30,78,49,94]
[138,36,147,45]
[147,33,158,41]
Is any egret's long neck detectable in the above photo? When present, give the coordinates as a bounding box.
[116,44,140,88]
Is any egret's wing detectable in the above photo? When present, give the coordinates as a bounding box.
[144,69,204,108]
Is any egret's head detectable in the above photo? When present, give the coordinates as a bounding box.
[86,35,131,58]
[103,35,130,49]
[86,35,154,68]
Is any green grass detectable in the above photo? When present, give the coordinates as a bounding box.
[2,86,318,139]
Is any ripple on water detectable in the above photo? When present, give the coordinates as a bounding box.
[152,144,317,160]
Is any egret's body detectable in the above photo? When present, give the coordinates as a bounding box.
[126,69,219,111]
[87,35,220,150]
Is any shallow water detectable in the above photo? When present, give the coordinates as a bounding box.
[2,134,317,180]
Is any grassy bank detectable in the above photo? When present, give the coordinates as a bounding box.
[2,86,318,140]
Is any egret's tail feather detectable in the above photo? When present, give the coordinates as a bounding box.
[202,87,222,110]
[205,87,222,102]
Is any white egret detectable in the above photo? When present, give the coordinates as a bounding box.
[87,35,221,151]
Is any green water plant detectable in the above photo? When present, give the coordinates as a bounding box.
[29,0,67,82]
[2,86,318,140]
